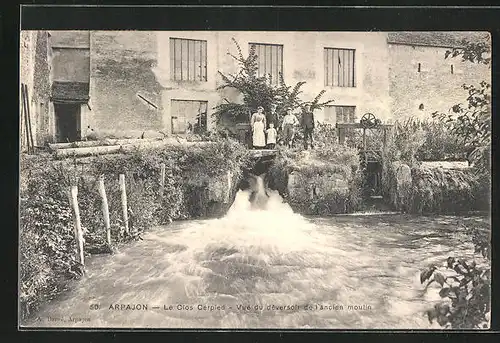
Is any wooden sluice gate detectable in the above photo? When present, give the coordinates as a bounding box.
[336,113,394,197]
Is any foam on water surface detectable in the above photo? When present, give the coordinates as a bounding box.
[25,176,484,329]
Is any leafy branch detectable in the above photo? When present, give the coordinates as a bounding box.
[420,226,491,329]
[213,38,334,133]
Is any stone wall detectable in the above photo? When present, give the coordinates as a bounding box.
[89,31,163,138]
[33,31,53,145]
[20,31,52,147]
[382,160,485,214]
[206,170,242,218]
[388,43,490,122]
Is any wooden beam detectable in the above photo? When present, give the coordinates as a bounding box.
[336,123,394,129]
[49,138,159,150]
[53,140,215,159]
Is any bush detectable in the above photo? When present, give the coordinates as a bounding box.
[410,167,485,214]
[420,225,490,329]
[384,117,466,167]
[19,157,82,321]
[383,118,426,168]
[213,38,334,130]
[268,130,362,215]
[416,120,466,161]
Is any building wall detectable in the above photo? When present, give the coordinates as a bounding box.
[49,31,90,142]
[20,31,36,150]
[51,31,90,83]
[52,49,90,83]
[53,31,490,138]
[154,31,221,134]
[388,43,491,122]
[20,31,53,148]
[32,31,53,144]
[89,31,163,138]
[155,31,391,133]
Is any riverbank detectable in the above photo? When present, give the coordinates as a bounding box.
[19,138,253,321]
[21,212,488,329]
[19,136,490,322]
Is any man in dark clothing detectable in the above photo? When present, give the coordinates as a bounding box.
[267,104,279,128]
[301,104,315,149]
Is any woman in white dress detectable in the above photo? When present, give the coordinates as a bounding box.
[251,106,267,149]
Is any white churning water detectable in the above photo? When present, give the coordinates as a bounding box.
[24,176,485,329]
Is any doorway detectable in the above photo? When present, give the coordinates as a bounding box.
[54,103,81,143]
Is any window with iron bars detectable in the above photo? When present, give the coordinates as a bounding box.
[324,48,356,87]
[170,38,207,81]
[249,43,283,85]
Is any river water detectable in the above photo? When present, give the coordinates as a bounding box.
[23,180,488,329]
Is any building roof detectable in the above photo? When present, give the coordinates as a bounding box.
[51,81,90,103]
[387,32,480,48]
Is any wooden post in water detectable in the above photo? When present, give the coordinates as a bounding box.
[119,174,129,235]
[159,163,166,198]
[68,185,84,265]
[97,176,111,245]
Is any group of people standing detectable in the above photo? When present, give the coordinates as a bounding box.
[250,104,315,150]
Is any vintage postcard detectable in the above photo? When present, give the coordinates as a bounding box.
[19,26,491,330]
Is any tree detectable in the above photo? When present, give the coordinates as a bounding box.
[421,36,491,329]
[213,38,334,133]
[432,37,491,174]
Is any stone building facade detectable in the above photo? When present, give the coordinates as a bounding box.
[19,31,52,149]
[387,32,490,122]
[19,31,490,144]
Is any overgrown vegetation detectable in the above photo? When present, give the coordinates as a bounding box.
[19,138,252,321]
[268,124,362,214]
[213,38,334,134]
[409,167,484,214]
[383,117,466,169]
[434,38,491,175]
[420,224,490,329]
[418,36,491,329]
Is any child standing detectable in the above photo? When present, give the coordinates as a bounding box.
[266,123,277,149]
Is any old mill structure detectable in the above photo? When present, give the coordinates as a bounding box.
[20,31,489,148]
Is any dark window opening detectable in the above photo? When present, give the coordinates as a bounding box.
[171,99,208,134]
[451,64,454,74]
[419,103,424,110]
[54,103,81,142]
[417,63,421,72]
